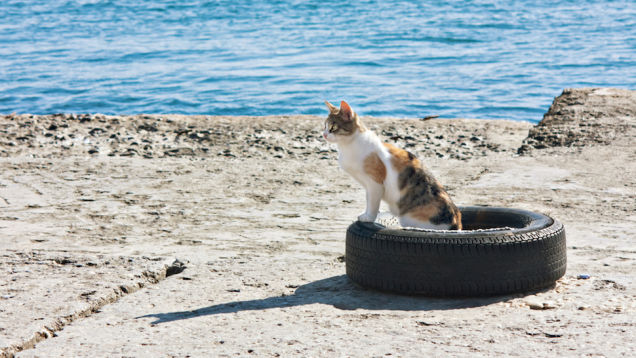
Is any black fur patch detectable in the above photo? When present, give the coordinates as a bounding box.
[397,167,443,214]
[431,203,454,225]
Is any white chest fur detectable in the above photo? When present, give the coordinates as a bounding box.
[336,131,402,215]
[337,132,377,179]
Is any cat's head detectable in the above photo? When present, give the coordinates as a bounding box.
[323,100,365,143]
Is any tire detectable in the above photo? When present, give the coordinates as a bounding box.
[345,206,566,296]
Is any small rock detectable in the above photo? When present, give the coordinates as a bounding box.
[138,124,158,132]
[120,148,138,156]
[527,301,544,310]
[166,259,186,277]
[89,128,105,136]
[542,301,557,309]
[416,321,439,326]
[80,290,97,298]
[544,332,563,338]
[526,298,555,310]
[577,274,591,280]
[54,257,76,265]
[119,285,134,294]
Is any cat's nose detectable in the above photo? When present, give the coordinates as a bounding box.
[322,132,328,139]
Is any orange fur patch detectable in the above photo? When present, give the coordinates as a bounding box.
[363,153,386,184]
[408,204,440,222]
[383,143,421,171]
[453,210,463,230]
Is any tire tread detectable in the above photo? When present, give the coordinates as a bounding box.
[345,211,566,297]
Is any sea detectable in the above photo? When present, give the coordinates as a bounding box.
[1,0,634,123]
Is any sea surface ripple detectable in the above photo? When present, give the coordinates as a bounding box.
[1,0,634,122]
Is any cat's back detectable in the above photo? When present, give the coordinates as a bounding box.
[380,143,462,230]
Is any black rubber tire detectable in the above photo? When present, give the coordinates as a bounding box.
[345,206,566,297]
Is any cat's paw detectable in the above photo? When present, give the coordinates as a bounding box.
[357,213,377,222]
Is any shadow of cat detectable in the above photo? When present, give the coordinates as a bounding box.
[138,275,541,325]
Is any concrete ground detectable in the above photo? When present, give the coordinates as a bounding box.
[1,94,634,357]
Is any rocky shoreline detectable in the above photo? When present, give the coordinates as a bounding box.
[0,113,531,161]
[1,88,634,357]
[520,87,635,152]
[2,88,633,163]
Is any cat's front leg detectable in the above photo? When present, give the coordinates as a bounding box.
[358,182,384,222]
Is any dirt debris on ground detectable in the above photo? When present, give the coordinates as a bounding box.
[0,113,530,161]
[1,88,635,357]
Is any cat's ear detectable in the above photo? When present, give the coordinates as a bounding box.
[339,101,354,121]
[325,101,338,113]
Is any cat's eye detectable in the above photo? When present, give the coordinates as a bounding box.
[329,123,338,132]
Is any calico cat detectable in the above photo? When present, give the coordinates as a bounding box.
[323,100,462,230]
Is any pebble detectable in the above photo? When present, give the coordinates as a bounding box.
[542,301,557,309]
[543,332,563,338]
[526,299,543,310]
[526,298,556,310]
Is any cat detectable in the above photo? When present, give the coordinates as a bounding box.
[323,100,462,230]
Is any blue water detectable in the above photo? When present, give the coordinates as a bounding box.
[1,1,634,123]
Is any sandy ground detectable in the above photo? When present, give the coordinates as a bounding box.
[1,89,635,357]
